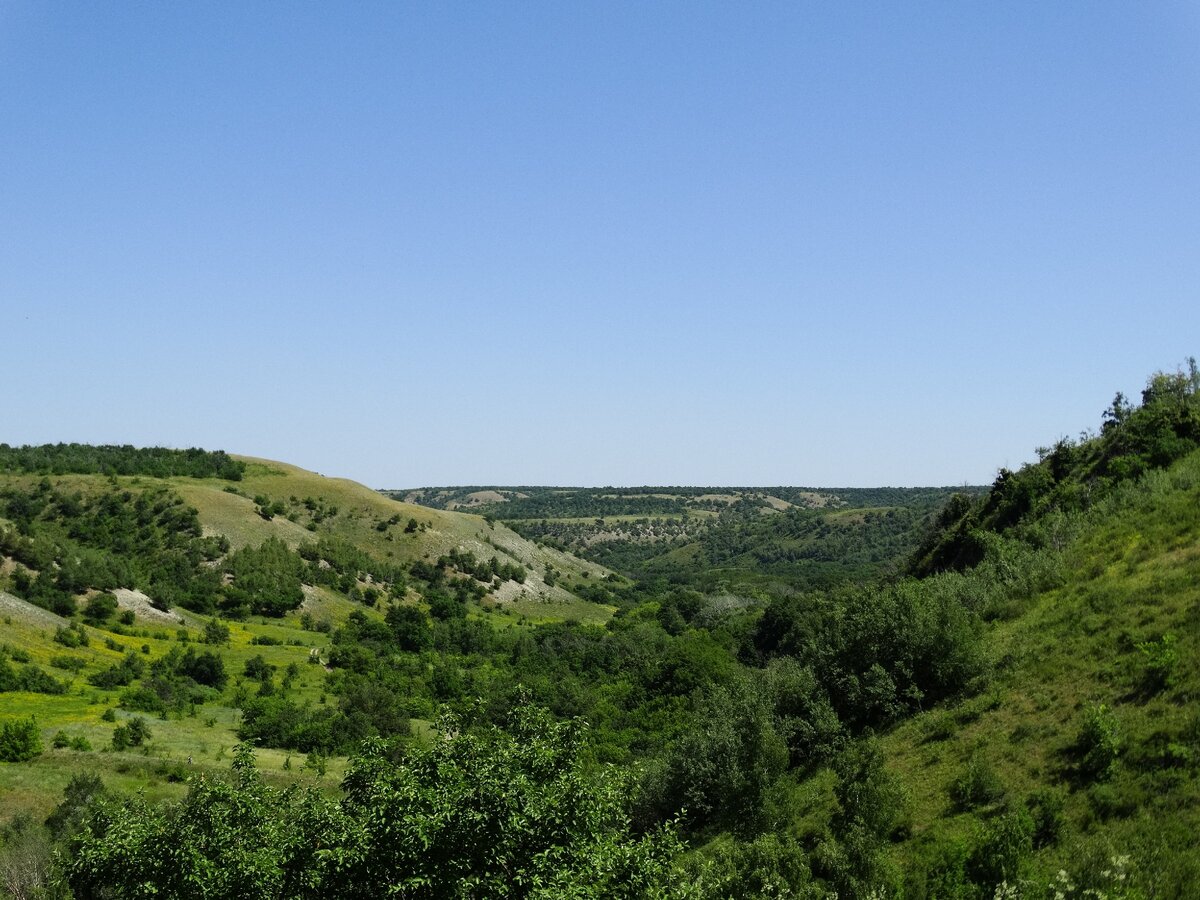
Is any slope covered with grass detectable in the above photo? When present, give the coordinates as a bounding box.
[880,448,1200,895]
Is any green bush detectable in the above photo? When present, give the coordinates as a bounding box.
[1077,703,1121,781]
[203,618,231,645]
[110,717,151,751]
[53,623,89,648]
[0,717,43,762]
[1025,788,1065,848]
[67,711,685,898]
[1137,633,1178,695]
[82,592,118,624]
[966,808,1033,889]
[950,754,1005,810]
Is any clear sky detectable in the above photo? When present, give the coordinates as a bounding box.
[3,3,1198,488]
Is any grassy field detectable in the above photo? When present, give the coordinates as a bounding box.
[0,589,343,821]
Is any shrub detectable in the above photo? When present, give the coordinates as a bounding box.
[45,772,107,839]
[950,754,1005,810]
[203,618,231,645]
[82,592,118,624]
[53,623,89,649]
[1138,633,1178,695]
[1077,703,1121,781]
[243,655,274,683]
[50,655,87,672]
[0,717,43,762]
[967,808,1033,888]
[126,716,152,746]
[66,713,684,898]
[1026,788,1065,848]
[111,720,150,751]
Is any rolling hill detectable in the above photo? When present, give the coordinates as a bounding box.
[0,451,618,827]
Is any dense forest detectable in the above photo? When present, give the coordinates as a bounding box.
[1,362,1199,897]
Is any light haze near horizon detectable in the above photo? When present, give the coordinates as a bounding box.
[3,3,1198,488]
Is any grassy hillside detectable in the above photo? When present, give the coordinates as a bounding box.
[876,448,1200,894]
[0,453,618,826]
[184,456,613,599]
[3,365,1199,898]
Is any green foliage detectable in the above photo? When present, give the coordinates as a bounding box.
[1137,632,1178,695]
[0,482,226,614]
[1076,703,1122,782]
[644,673,788,833]
[88,650,146,689]
[244,654,275,682]
[68,714,688,898]
[750,573,987,732]
[688,833,815,898]
[203,617,232,645]
[52,623,89,648]
[0,717,43,762]
[949,754,1005,811]
[82,591,118,624]
[966,808,1033,890]
[385,603,432,652]
[111,717,151,750]
[223,537,305,617]
[1025,788,1065,849]
[816,738,906,898]
[46,772,107,840]
[0,652,68,694]
[0,443,245,479]
[912,360,1200,577]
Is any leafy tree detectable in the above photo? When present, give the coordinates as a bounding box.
[385,604,432,652]
[816,739,906,897]
[244,654,275,683]
[82,592,118,624]
[46,773,108,840]
[645,674,788,833]
[67,712,688,898]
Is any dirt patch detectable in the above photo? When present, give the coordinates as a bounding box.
[111,588,185,625]
[762,495,793,511]
[447,490,508,509]
[300,584,319,609]
[0,591,68,629]
[793,491,841,509]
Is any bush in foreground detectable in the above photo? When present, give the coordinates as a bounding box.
[66,708,688,899]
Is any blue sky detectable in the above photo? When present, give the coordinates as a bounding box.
[3,2,1198,487]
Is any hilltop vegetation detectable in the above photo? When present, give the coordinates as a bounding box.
[2,361,1200,897]
[0,444,245,481]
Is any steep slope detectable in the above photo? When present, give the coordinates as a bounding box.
[879,448,1200,895]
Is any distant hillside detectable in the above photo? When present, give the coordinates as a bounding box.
[387,484,979,593]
